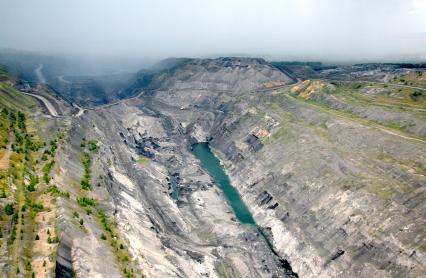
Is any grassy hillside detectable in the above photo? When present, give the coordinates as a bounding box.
[0,83,38,112]
[393,70,426,87]
[0,66,138,277]
[280,79,426,139]
[0,67,65,277]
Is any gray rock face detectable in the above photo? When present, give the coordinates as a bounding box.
[41,58,425,278]
[151,57,293,92]
[55,234,74,278]
[124,59,424,277]
[204,94,426,277]
[65,103,296,277]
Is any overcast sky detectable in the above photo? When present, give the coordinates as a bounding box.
[0,0,425,62]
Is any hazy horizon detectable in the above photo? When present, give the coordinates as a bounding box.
[1,0,426,63]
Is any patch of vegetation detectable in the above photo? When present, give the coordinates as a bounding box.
[419,243,426,253]
[271,125,292,141]
[377,151,393,161]
[0,74,64,274]
[28,200,44,211]
[385,122,406,132]
[4,203,14,215]
[8,212,18,244]
[410,90,422,101]
[95,209,139,277]
[138,155,150,166]
[293,89,426,141]
[77,197,96,207]
[47,235,60,244]
[394,71,426,87]
[42,160,55,184]
[98,209,113,235]
[87,140,98,152]
[80,153,92,190]
[0,83,37,112]
[27,174,39,192]
[45,185,70,198]
[369,183,394,200]
[369,226,385,238]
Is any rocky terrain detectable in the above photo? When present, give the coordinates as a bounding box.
[0,58,425,278]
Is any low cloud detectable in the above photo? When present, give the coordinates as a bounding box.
[0,0,425,62]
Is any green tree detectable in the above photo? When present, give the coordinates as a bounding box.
[4,203,14,215]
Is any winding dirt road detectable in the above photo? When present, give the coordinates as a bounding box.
[72,103,85,117]
[25,93,59,117]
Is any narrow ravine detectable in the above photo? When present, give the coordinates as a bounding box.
[191,143,298,277]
